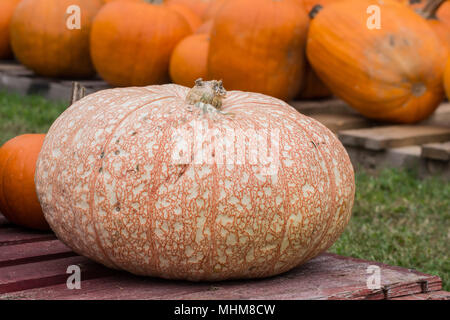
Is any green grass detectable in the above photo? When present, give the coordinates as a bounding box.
[0,90,448,291]
[330,168,450,291]
[0,91,67,145]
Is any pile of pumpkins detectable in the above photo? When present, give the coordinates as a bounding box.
[0,0,449,123]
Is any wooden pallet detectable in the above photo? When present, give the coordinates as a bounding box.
[0,214,448,300]
[292,100,450,179]
[1,60,450,178]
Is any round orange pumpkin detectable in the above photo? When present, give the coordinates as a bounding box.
[307,0,447,123]
[0,134,49,230]
[170,34,209,87]
[10,0,102,78]
[0,0,21,59]
[208,0,309,101]
[90,0,191,86]
[35,80,355,281]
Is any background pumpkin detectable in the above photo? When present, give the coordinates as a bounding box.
[170,34,209,87]
[35,80,354,281]
[307,0,447,123]
[208,0,309,101]
[90,0,191,87]
[415,0,450,55]
[10,0,102,78]
[0,0,21,59]
[166,0,215,17]
[0,134,49,230]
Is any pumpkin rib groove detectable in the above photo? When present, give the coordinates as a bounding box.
[43,92,136,263]
[237,99,338,270]
[281,113,337,265]
[86,94,174,271]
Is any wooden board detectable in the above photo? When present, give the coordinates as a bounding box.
[309,113,372,133]
[339,125,450,151]
[0,214,447,300]
[421,142,450,161]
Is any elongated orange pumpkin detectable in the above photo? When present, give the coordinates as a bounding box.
[170,34,209,87]
[307,0,447,123]
[0,0,21,59]
[10,0,102,78]
[0,134,49,230]
[91,0,191,86]
[208,0,309,101]
[35,80,355,281]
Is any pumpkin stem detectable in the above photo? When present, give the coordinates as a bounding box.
[417,0,445,20]
[186,78,227,110]
[71,82,86,105]
[309,5,323,19]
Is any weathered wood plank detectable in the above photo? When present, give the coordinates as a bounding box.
[422,103,450,127]
[309,113,372,133]
[290,98,356,116]
[421,142,450,161]
[0,227,55,246]
[0,256,116,294]
[391,290,450,300]
[0,253,441,300]
[0,240,76,267]
[339,125,450,151]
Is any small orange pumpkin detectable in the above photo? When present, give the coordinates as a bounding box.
[90,0,191,86]
[10,0,102,78]
[0,0,21,59]
[445,58,450,99]
[307,0,447,123]
[170,34,209,87]
[208,0,309,101]
[0,134,49,230]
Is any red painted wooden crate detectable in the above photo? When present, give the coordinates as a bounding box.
[0,213,448,300]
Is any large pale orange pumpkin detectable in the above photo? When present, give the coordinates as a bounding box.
[35,80,355,281]
[208,0,309,101]
[0,0,21,59]
[170,34,209,86]
[90,0,191,86]
[307,0,447,123]
[0,134,49,230]
[10,0,102,78]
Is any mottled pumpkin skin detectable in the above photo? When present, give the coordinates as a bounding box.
[10,0,102,78]
[0,0,21,59]
[35,84,355,281]
[90,1,191,86]
[307,0,447,123]
[0,134,49,230]
[170,34,209,87]
[208,0,309,101]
